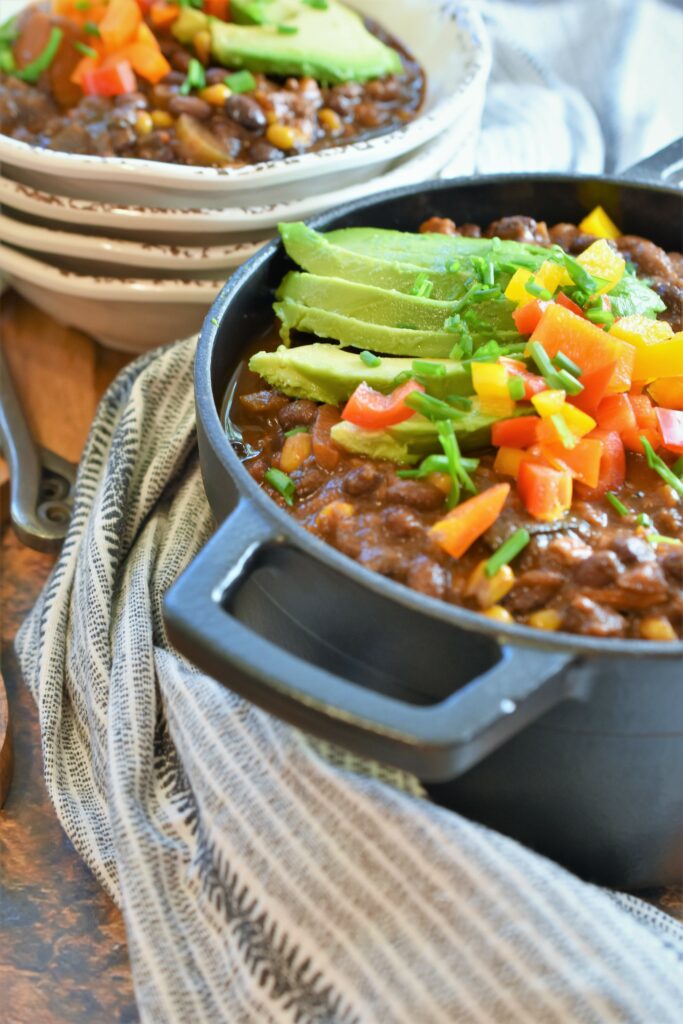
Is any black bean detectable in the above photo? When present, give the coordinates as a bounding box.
[248,139,285,163]
[573,551,623,588]
[505,570,564,614]
[168,95,212,121]
[278,400,318,430]
[225,94,267,130]
[406,557,449,599]
[162,70,187,86]
[563,596,626,637]
[383,479,445,511]
[342,465,383,496]
[611,533,655,565]
[382,506,423,539]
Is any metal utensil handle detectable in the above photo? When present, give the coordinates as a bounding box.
[620,137,683,185]
[0,345,74,551]
[164,500,576,781]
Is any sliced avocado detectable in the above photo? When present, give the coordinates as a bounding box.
[172,7,209,45]
[277,272,466,331]
[249,343,471,404]
[279,223,464,301]
[331,402,533,464]
[275,299,461,357]
[231,1,301,25]
[326,227,551,270]
[209,1,402,83]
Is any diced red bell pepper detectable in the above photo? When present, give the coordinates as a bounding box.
[499,357,547,399]
[429,484,510,559]
[628,393,658,431]
[540,437,604,488]
[204,0,230,17]
[622,427,661,454]
[596,393,637,435]
[81,60,137,97]
[512,300,550,336]
[342,380,424,430]
[99,0,141,51]
[491,415,540,449]
[567,360,617,416]
[654,408,683,455]
[529,303,635,392]
[575,428,625,498]
[555,292,585,318]
[517,461,573,521]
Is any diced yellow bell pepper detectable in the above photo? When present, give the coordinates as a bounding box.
[648,376,683,410]
[504,262,568,307]
[558,402,596,438]
[532,389,566,418]
[471,361,509,398]
[493,446,527,478]
[579,205,621,240]
[576,238,625,294]
[478,396,517,418]
[610,317,682,379]
[504,268,534,306]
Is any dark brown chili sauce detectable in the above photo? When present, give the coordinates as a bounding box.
[228,216,683,640]
[0,5,424,166]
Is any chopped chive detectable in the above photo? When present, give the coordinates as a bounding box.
[529,341,563,389]
[397,454,479,480]
[585,308,614,327]
[646,534,682,546]
[446,395,472,410]
[84,21,100,36]
[471,285,501,303]
[507,376,525,401]
[265,467,296,506]
[447,259,461,273]
[471,256,495,286]
[673,456,683,477]
[437,420,476,503]
[359,350,381,368]
[641,437,683,498]
[74,0,91,9]
[606,492,630,517]
[181,57,206,94]
[550,413,576,449]
[404,392,465,422]
[0,16,19,46]
[390,369,413,388]
[0,47,15,73]
[553,351,583,377]
[562,252,598,293]
[303,0,329,7]
[556,368,584,395]
[636,512,653,528]
[16,26,63,83]
[525,278,553,301]
[210,316,219,326]
[74,41,98,57]
[469,340,502,362]
[410,271,434,298]
[412,359,446,377]
[284,426,309,437]
[225,70,257,93]
[451,283,478,313]
[277,23,299,33]
[485,528,530,578]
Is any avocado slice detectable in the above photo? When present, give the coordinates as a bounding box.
[331,402,533,464]
[279,223,465,301]
[275,298,463,357]
[277,271,467,331]
[249,343,472,404]
[209,1,402,83]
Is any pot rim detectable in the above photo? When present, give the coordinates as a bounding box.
[196,171,683,659]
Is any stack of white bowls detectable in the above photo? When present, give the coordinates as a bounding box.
[0,0,490,352]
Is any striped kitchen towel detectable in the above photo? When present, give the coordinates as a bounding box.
[16,337,683,1023]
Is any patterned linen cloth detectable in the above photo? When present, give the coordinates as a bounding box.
[16,338,683,1023]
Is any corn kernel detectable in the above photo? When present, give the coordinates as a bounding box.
[579,205,621,240]
[199,83,230,107]
[193,29,212,65]
[528,609,563,631]
[135,110,153,137]
[266,123,296,150]
[639,616,677,642]
[465,560,516,610]
[532,389,566,418]
[576,238,625,294]
[319,106,342,131]
[150,109,173,128]
[315,501,354,531]
[483,605,513,624]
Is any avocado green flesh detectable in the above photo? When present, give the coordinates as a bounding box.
[277,271,468,331]
[249,343,472,405]
[275,299,462,357]
[331,403,532,464]
[326,228,551,269]
[279,223,464,301]
[209,1,402,83]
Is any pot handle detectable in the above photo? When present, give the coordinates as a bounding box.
[164,500,577,782]
[619,136,683,185]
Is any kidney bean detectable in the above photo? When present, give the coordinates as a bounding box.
[342,465,383,496]
[168,95,212,121]
[277,400,318,430]
[248,139,285,163]
[206,67,230,85]
[225,94,267,130]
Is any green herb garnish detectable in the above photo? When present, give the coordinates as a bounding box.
[303,0,329,7]
[397,453,479,480]
[359,350,381,368]
[265,468,296,506]
[673,456,683,477]
[74,41,98,58]
[507,376,525,401]
[84,21,101,36]
[562,253,598,294]
[485,528,530,578]
[553,351,583,377]
[0,48,15,73]
[446,395,472,410]
[529,341,563,389]
[550,413,576,449]
[404,392,465,422]
[0,15,19,47]
[641,437,683,498]
[277,23,299,33]
[437,420,476,508]
[181,58,206,94]
[525,278,553,301]
[646,534,682,547]
[283,426,309,437]
[410,272,434,299]
[447,259,461,274]
[16,27,63,83]
[412,360,446,378]
[606,492,629,517]
[585,308,615,328]
[556,368,584,396]
[225,70,257,93]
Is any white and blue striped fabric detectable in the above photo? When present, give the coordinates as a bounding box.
[15,2,683,1021]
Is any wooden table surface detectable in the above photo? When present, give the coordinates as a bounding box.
[0,293,680,1023]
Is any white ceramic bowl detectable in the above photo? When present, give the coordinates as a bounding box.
[0,0,489,207]
[0,244,221,351]
[0,121,476,249]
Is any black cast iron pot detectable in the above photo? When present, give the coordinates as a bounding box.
[164,141,683,890]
